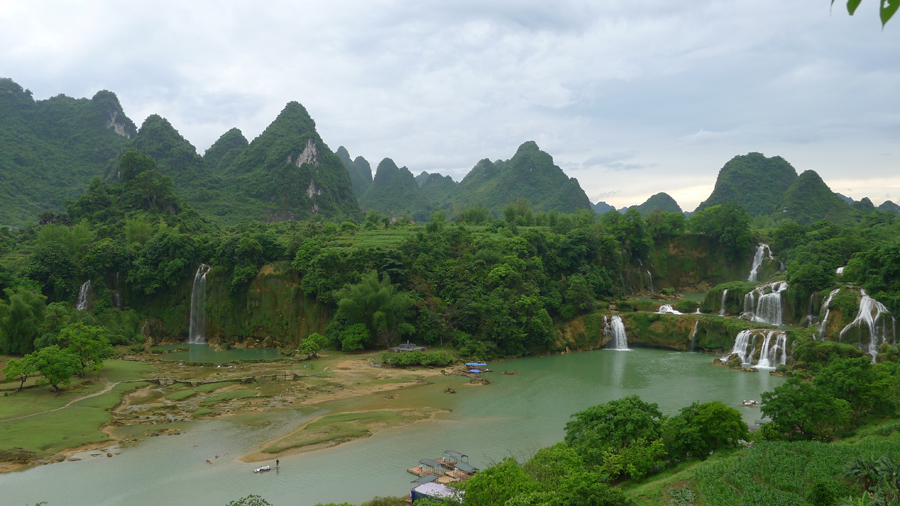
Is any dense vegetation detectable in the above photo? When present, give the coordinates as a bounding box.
[697,153,798,217]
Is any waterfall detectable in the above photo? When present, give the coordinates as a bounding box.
[694,307,701,314]
[605,315,629,350]
[748,244,772,282]
[689,321,699,352]
[839,289,891,361]
[657,304,683,315]
[76,280,92,311]
[818,288,841,339]
[646,270,653,293]
[744,282,788,325]
[188,264,211,344]
[721,329,788,368]
[719,289,728,316]
[836,266,845,275]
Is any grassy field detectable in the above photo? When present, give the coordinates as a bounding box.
[0,360,155,458]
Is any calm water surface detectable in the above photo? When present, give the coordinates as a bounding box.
[1,348,783,506]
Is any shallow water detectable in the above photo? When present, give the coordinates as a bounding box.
[156,344,284,364]
[1,348,783,506]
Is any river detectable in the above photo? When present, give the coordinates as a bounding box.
[0,348,783,506]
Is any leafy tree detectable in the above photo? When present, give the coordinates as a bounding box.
[564,395,664,468]
[339,323,371,351]
[128,229,197,295]
[58,322,115,376]
[688,203,753,261]
[598,436,666,480]
[225,495,272,506]
[24,242,78,302]
[835,0,899,27]
[335,270,415,349]
[662,401,749,461]
[462,457,542,506]
[299,332,328,358]
[814,356,894,421]
[2,355,38,390]
[29,345,80,392]
[0,287,48,355]
[117,148,157,183]
[760,377,852,441]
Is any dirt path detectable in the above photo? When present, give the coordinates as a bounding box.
[0,380,119,422]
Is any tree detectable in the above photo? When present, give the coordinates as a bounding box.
[2,355,38,390]
[564,395,664,468]
[835,0,898,27]
[688,203,753,261]
[462,457,542,506]
[339,323,371,351]
[23,242,78,302]
[0,287,48,355]
[59,323,115,376]
[29,345,81,392]
[335,270,415,349]
[299,332,329,358]
[225,495,272,506]
[662,401,749,461]
[760,377,852,441]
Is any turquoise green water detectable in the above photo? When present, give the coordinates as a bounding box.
[0,348,783,506]
[156,344,285,363]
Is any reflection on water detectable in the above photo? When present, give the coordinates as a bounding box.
[1,348,784,506]
[156,344,284,364]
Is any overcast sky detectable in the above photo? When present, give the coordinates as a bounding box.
[2,1,898,211]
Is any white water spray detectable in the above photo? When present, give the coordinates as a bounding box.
[748,244,772,282]
[719,289,728,316]
[605,315,629,350]
[76,280,91,311]
[188,264,211,344]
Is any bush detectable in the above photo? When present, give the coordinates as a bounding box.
[381,350,455,367]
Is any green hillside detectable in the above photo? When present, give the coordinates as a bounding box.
[447,141,592,215]
[358,158,431,219]
[217,102,362,222]
[773,169,859,225]
[419,173,457,206]
[633,192,683,215]
[203,128,248,172]
[697,152,797,216]
[880,200,900,213]
[335,146,372,198]
[0,78,136,226]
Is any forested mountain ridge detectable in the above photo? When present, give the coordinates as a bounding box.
[212,101,362,223]
[358,158,431,220]
[203,128,249,173]
[418,172,457,207]
[632,192,683,216]
[444,141,592,215]
[335,146,373,199]
[773,170,860,225]
[0,78,136,226]
[697,152,798,216]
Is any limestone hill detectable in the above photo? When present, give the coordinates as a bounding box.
[204,128,248,173]
[419,173,458,207]
[358,158,431,220]
[446,141,592,215]
[773,170,859,225]
[632,192,683,215]
[0,78,136,226]
[697,153,797,216]
[336,146,372,198]
[217,102,361,222]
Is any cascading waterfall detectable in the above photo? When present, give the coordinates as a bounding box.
[719,289,728,316]
[657,304,683,315]
[748,244,773,282]
[836,266,845,275]
[646,270,653,293]
[744,282,788,325]
[839,289,895,361]
[76,280,92,311]
[721,329,788,368]
[818,288,841,339]
[188,264,211,344]
[689,320,699,352]
[605,315,629,350]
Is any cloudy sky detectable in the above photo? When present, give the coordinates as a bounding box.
[2,0,898,211]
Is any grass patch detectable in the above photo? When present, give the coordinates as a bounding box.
[262,410,430,454]
[165,390,198,401]
[199,389,257,407]
[192,408,215,418]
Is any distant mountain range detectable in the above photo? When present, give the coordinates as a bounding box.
[0,77,896,227]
